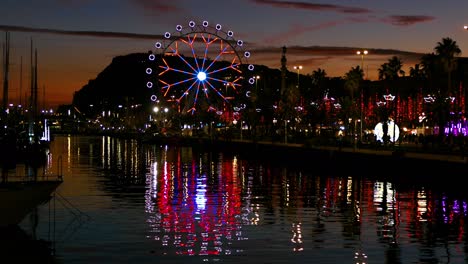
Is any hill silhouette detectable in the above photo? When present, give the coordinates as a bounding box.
[71,52,291,116]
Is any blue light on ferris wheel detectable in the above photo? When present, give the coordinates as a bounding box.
[197,71,207,81]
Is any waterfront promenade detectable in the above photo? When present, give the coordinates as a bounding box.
[155,135,468,164]
[141,132,463,158]
[75,131,468,175]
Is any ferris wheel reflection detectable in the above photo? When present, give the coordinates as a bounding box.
[144,148,254,256]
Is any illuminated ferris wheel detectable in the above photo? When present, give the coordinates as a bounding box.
[145,20,255,115]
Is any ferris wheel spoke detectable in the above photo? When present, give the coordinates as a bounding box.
[202,85,220,112]
[158,58,172,76]
[181,34,202,71]
[201,34,218,70]
[231,76,243,87]
[190,82,202,109]
[205,77,237,93]
[161,77,197,96]
[205,80,227,101]
[201,33,218,45]
[169,45,198,73]
[207,106,217,112]
[205,76,227,84]
[170,67,197,76]
[229,57,242,73]
[187,107,197,114]
[159,58,197,77]
[177,80,198,101]
[204,42,231,72]
[207,65,232,75]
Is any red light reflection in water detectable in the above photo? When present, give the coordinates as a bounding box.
[145,150,243,256]
[140,145,468,259]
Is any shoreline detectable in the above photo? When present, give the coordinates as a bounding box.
[53,132,468,172]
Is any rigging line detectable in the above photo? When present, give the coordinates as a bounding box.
[55,196,80,218]
[53,192,92,244]
[53,191,56,255]
[55,215,88,243]
[46,192,58,254]
[55,191,92,220]
[48,191,51,242]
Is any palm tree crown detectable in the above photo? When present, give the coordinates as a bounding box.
[434,37,461,93]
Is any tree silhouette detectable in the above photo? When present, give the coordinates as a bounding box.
[434,37,461,94]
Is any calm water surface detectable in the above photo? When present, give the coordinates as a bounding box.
[18,135,468,263]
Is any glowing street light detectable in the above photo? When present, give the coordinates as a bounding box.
[356,50,368,79]
[356,50,368,143]
[293,65,302,88]
[255,75,260,92]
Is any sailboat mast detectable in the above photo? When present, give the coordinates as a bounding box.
[30,38,33,112]
[42,84,45,111]
[28,38,34,140]
[2,31,10,113]
[19,56,22,106]
[34,48,38,117]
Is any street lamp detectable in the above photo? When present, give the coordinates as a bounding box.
[293,65,302,88]
[356,50,368,143]
[356,50,368,79]
[255,75,260,92]
[153,106,159,114]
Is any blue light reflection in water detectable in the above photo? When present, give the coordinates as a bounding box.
[22,135,468,264]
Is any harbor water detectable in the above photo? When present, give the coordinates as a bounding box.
[14,135,468,263]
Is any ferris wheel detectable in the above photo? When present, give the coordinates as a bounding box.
[145,20,255,115]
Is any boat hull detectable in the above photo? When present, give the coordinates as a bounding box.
[0,180,62,227]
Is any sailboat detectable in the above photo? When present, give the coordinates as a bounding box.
[17,38,50,163]
[0,179,62,227]
[0,32,62,228]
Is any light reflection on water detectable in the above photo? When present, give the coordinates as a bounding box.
[25,135,468,263]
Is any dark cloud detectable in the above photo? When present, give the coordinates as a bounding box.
[0,24,256,49]
[254,45,423,58]
[0,25,164,40]
[129,0,183,13]
[0,24,424,56]
[383,15,436,26]
[0,24,424,70]
[250,0,371,14]
[261,20,346,44]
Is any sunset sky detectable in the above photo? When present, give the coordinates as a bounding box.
[1,0,468,108]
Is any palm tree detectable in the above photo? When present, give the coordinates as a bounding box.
[303,68,328,132]
[278,83,301,142]
[344,66,363,101]
[409,63,425,92]
[434,37,461,94]
[409,64,423,79]
[419,52,444,95]
[343,66,363,143]
[378,56,405,81]
[377,56,405,145]
[420,53,437,76]
[311,68,327,87]
[307,68,328,100]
